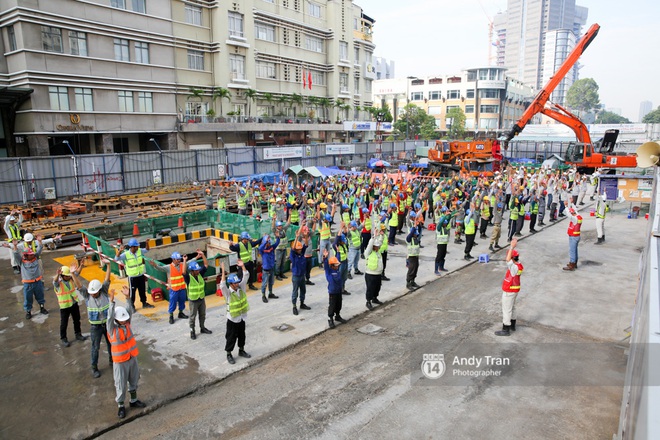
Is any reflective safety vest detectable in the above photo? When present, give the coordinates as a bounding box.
[436,225,449,244]
[389,213,398,227]
[319,223,331,240]
[337,244,347,261]
[531,201,539,214]
[407,239,420,257]
[567,216,583,236]
[596,201,608,219]
[238,194,248,209]
[239,242,253,262]
[406,197,413,208]
[87,299,109,324]
[349,230,361,248]
[342,212,351,224]
[380,238,389,253]
[124,250,145,277]
[464,217,476,235]
[509,203,519,220]
[399,200,406,213]
[7,223,21,242]
[227,289,249,318]
[170,262,186,291]
[290,208,299,223]
[187,273,206,300]
[217,197,227,210]
[367,251,380,271]
[108,323,138,363]
[55,280,77,309]
[364,217,372,232]
[518,204,525,217]
[382,196,390,207]
[502,261,524,292]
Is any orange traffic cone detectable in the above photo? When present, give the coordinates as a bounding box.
[178,215,184,228]
[133,221,139,236]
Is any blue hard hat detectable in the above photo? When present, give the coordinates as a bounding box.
[380,210,386,216]
[227,274,240,284]
[409,211,417,218]
[399,193,404,198]
[240,231,251,240]
[393,185,399,191]
[362,208,369,213]
[441,206,448,212]
[276,221,283,227]
[239,189,245,194]
[171,252,182,260]
[342,204,349,210]
[350,220,358,228]
[390,203,396,208]
[325,214,332,222]
[466,209,471,216]
[340,234,347,242]
[128,238,139,247]
[414,203,421,210]
[497,203,503,209]
[188,261,201,271]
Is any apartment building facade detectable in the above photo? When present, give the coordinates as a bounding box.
[373,66,535,135]
[0,0,377,157]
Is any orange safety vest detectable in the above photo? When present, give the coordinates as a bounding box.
[170,262,186,291]
[502,262,524,292]
[567,215,583,236]
[108,323,138,363]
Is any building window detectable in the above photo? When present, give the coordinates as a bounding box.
[7,25,17,51]
[132,0,146,13]
[354,77,360,94]
[354,47,359,63]
[428,106,442,115]
[42,26,63,53]
[118,90,134,112]
[429,91,441,100]
[262,0,274,3]
[229,54,245,80]
[74,88,93,111]
[308,2,321,18]
[137,92,153,112]
[114,38,129,61]
[480,105,499,113]
[339,73,349,93]
[283,64,291,81]
[411,92,424,101]
[447,90,460,100]
[185,4,202,26]
[49,86,69,111]
[480,89,500,99]
[339,41,348,61]
[466,89,475,99]
[228,12,244,38]
[256,61,276,79]
[305,35,323,52]
[446,105,459,113]
[187,49,204,70]
[311,70,324,86]
[135,41,149,64]
[111,0,126,9]
[255,23,275,42]
[465,105,475,113]
[365,79,372,93]
[68,31,88,56]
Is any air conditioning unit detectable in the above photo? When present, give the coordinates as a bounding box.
[44,187,56,200]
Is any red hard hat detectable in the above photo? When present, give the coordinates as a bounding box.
[511,249,519,258]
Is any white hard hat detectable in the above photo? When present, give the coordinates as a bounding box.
[24,233,34,242]
[114,306,130,321]
[88,279,102,294]
[8,216,16,222]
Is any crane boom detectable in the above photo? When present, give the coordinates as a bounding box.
[502,23,600,145]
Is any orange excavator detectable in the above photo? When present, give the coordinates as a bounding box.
[427,138,503,176]
[501,23,637,173]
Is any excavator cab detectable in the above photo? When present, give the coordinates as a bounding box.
[597,129,620,154]
[564,143,593,163]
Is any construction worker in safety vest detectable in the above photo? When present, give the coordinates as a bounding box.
[11,237,47,320]
[359,207,372,258]
[3,210,23,274]
[220,260,251,365]
[304,198,316,228]
[116,238,154,310]
[53,264,87,347]
[251,190,263,219]
[322,249,345,329]
[396,192,407,234]
[78,259,112,378]
[186,251,212,340]
[528,193,540,233]
[333,225,351,295]
[340,203,351,225]
[347,220,364,279]
[463,206,477,260]
[288,200,300,226]
[149,251,190,324]
[217,190,227,212]
[563,204,582,271]
[229,232,263,291]
[107,285,146,419]
[589,171,600,201]
[364,227,385,310]
[317,213,334,260]
[594,193,609,245]
[434,207,452,275]
[507,195,520,243]
[237,187,249,215]
[405,220,422,290]
[204,187,214,210]
[272,218,290,281]
[387,202,398,246]
[495,237,523,336]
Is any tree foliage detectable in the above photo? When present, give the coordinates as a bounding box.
[595,110,630,124]
[642,106,660,123]
[367,104,393,122]
[393,104,438,140]
[566,78,600,113]
[446,107,467,139]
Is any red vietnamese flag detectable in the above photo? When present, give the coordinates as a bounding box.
[302,69,307,88]
[308,71,312,89]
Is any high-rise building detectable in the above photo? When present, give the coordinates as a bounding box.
[493,0,588,106]
[0,0,377,157]
[373,57,395,80]
[639,101,653,122]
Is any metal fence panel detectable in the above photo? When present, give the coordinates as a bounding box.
[0,159,24,204]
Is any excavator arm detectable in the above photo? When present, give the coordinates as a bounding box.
[502,23,600,146]
[539,102,592,144]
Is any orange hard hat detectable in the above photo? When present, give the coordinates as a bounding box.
[292,241,303,250]
[328,256,339,265]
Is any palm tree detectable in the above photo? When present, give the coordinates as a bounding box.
[244,88,257,117]
[276,95,289,116]
[212,87,232,116]
[318,97,332,122]
[341,103,352,121]
[307,96,320,119]
[354,105,362,120]
[262,92,274,117]
[187,87,204,102]
[290,93,303,117]
[333,100,345,122]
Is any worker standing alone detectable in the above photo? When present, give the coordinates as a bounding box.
[594,194,608,245]
[495,238,523,337]
[563,204,582,271]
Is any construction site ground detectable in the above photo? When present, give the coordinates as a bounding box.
[0,200,645,440]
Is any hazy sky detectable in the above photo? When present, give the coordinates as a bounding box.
[356,0,659,122]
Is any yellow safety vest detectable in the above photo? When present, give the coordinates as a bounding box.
[55,280,77,309]
[239,242,253,262]
[228,290,249,318]
[124,249,144,277]
[188,273,205,300]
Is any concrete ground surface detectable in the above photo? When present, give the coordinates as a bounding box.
[0,201,645,440]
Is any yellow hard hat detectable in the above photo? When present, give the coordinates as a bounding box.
[269,198,276,203]
[60,266,71,276]
[319,202,328,209]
